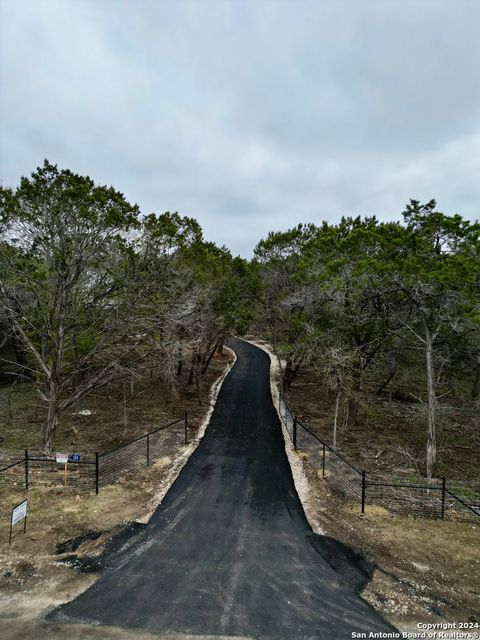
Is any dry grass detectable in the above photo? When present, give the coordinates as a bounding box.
[283,453,480,627]
[284,365,479,482]
[0,351,232,453]
[252,336,480,627]
[0,350,234,638]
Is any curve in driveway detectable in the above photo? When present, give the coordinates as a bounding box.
[48,338,395,639]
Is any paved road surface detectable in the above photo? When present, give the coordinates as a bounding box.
[48,338,395,639]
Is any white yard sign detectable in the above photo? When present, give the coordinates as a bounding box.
[11,500,27,526]
[56,452,68,464]
[9,499,28,543]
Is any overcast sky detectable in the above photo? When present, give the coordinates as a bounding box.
[1,0,479,256]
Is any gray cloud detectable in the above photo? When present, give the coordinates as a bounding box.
[1,0,479,256]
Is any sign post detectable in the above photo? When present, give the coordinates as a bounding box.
[56,452,69,486]
[9,499,27,544]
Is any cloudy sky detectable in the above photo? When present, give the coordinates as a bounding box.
[1,0,479,256]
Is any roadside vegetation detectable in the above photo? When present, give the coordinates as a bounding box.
[0,160,253,455]
[2,161,478,482]
[252,205,480,482]
[0,350,231,552]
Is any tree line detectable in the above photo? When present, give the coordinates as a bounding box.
[0,161,253,452]
[253,201,480,479]
[1,161,479,479]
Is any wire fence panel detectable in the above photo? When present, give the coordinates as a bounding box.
[27,455,96,491]
[148,419,185,461]
[0,453,25,487]
[445,480,480,517]
[444,489,480,522]
[98,437,148,487]
[323,449,362,504]
[296,424,362,504]
[277,388,479,522]
[0,458,25,487]
[0,416,186,493]
[0,448,23,467]
[98,417,186,487]
[366,480,443,519]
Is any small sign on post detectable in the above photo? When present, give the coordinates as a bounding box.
[56,452,69,486]
[10,499,27,544]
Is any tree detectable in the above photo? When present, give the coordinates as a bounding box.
[0,160,141,452]
[254,204,479,478]
[170,241,255,402]
[392,200,480,478]
[254,224,319,388]
[301,217,403,422]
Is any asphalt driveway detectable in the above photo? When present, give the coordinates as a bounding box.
[48,338,395,639]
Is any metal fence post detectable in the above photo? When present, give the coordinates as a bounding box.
[361,470,366,514]
[95,453,99,495]
[293,417,297,450]
[24,449,29,490]
[441,476,446,520]
[146,434,150,467]
[322,443,326,477]
[184,411,188,445]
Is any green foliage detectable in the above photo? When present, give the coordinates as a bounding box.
[2,160,478,463]
[254,200,480,474]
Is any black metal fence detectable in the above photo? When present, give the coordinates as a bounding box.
[0,414,188,494]
[278,390,480,522]
[98,416,187,488]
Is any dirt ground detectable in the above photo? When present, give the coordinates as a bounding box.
[282,364,479,483]
[247,338,480,631]
[300,463,480,629]
[0,349,235,640]
[0,350,233,453]
[1,340,479,637]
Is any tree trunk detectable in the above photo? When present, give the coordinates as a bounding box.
[289,364,300,388]
[348,358,362,425]
[11,333,27,368]
[6,382,15,428]
[333,389,341,450]
[177,344,183,376]
[195,368,202,405]
[283,359,299,389]
[376,358,398,395]
[473,375,480,445]
[42,380,58,454]
[187,356,195,385]
[283,359,292,388]
[122,382,128,435]
[471,356,480,400]
[342,394,349,430]
[425,326,437,479]
[201,341,220,375]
